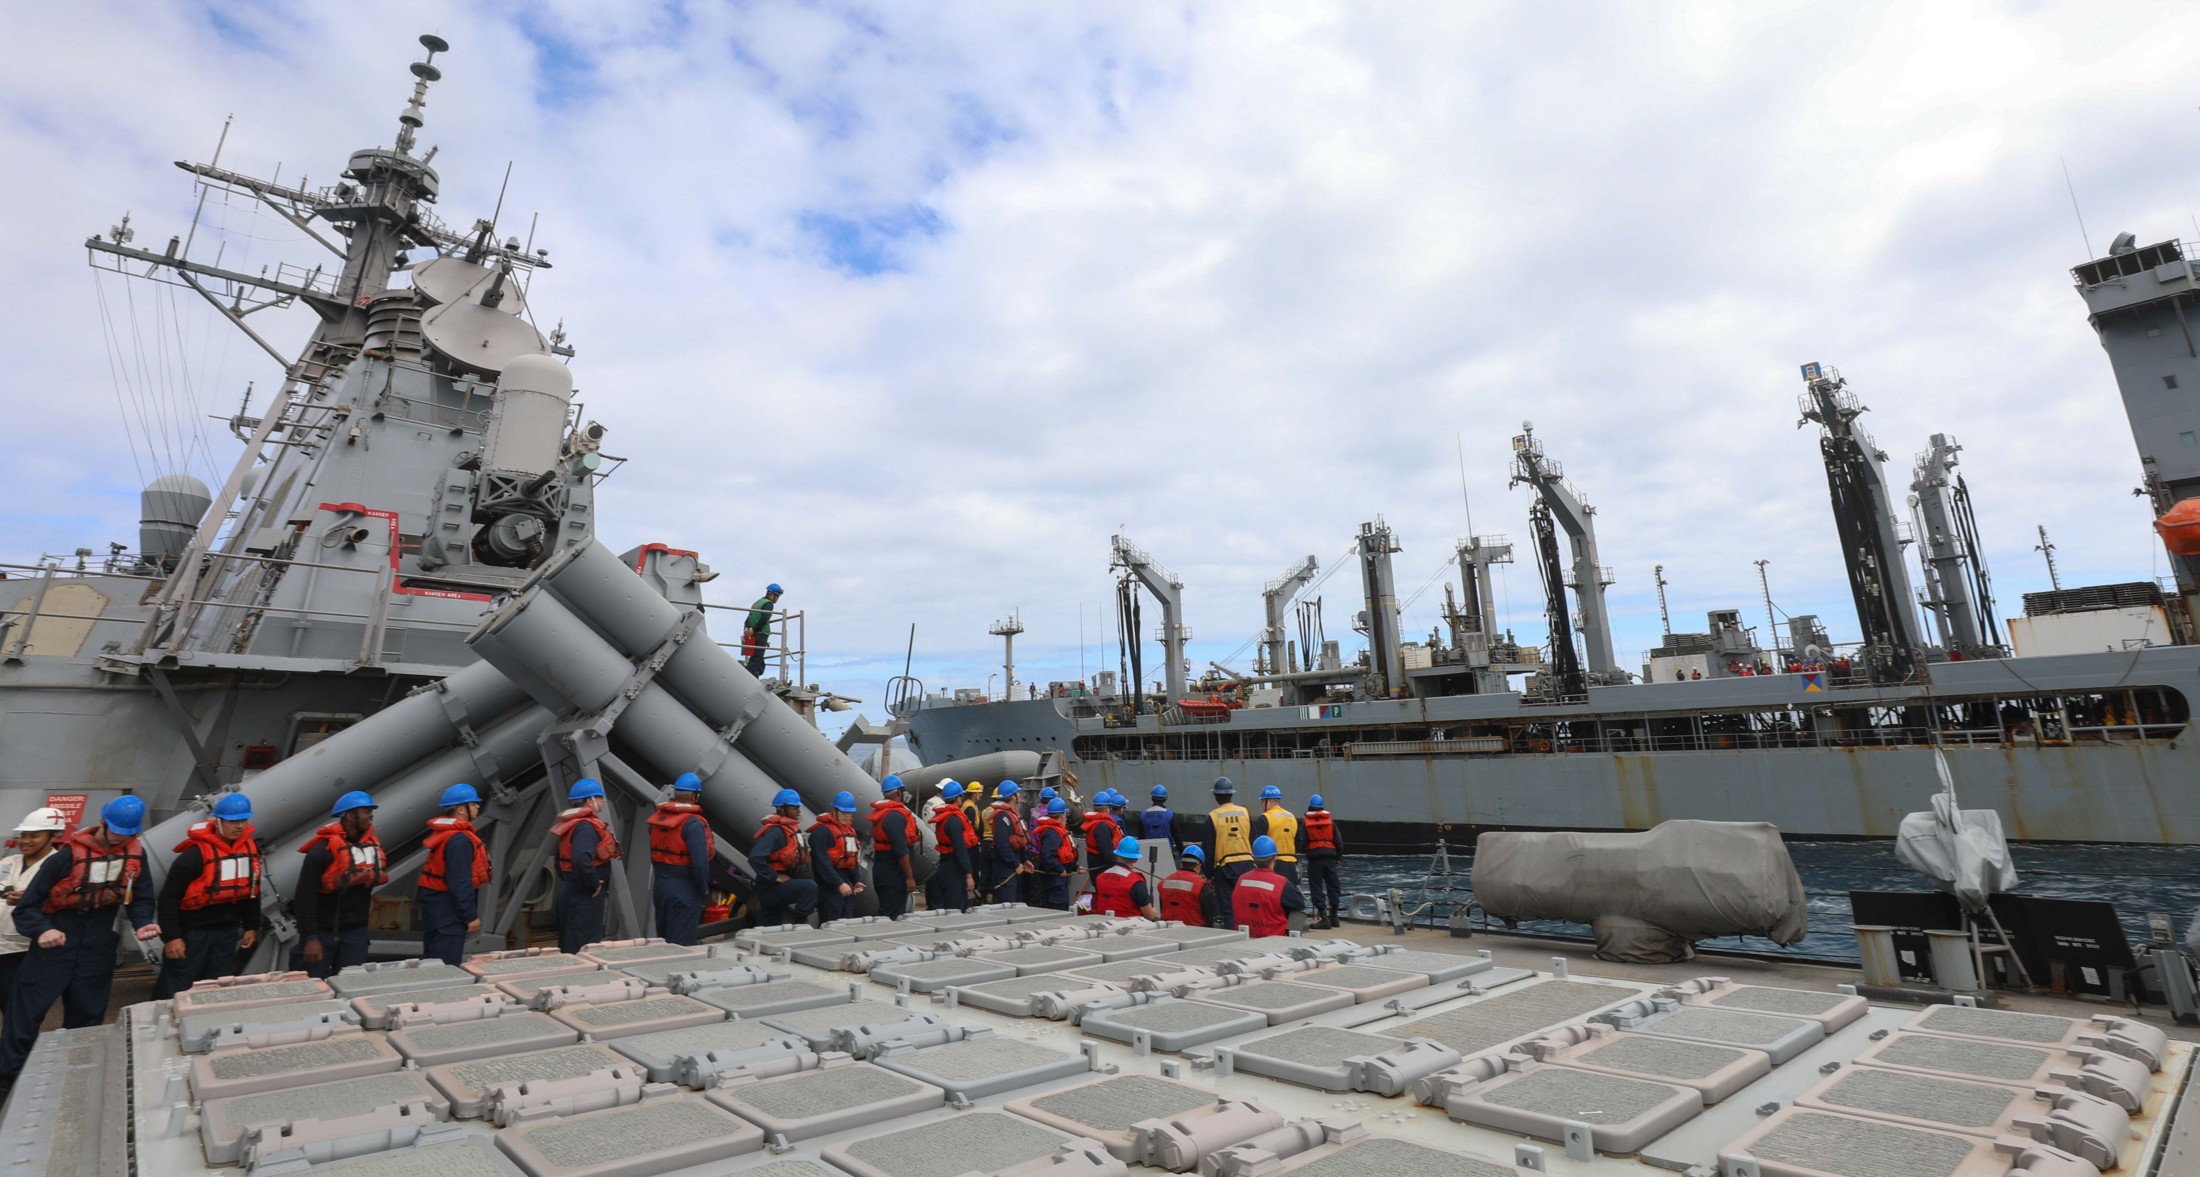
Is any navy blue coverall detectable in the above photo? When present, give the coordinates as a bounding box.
[419,835,478,966]
[986,809,1026,906]
[555,821,606,955]
[0,842,156,1080]
[655,813,714,945]
[807,823,858,924]
[745,825,815,929]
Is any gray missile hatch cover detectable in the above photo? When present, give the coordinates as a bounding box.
[758,1000,940,1051]
[869,1037,1088,1100]
[1271,1136,1526,1177]
[388,1010,581,1066]
[1383,980,1638,1055]
[1004,1073,1227,1161]
[951,973,1116,1018]
[354,983,518,1030]
[178,998,357,1053]
[1439,1064,1704,1154]
[464,952,595,979]
[609,1019,799,1084]
[1356,949,1494,983]
[867,957,1017,993]
[172,978,332,1016]
[704,1061,944,1141]
[493,1094,763,1177]
[1190,980,1355,1025]
[1228,1025,1405,1091]
[974,945,1107,976]
[1084,934,1181,962]
[190,1033,403,1101]
[545,994,724,1040]
[1080,997,1270,1051]
[261,1139,527,1177]
[427,1043,633,1119]
[822,1108,1088,1177]
[199,1071,446,1165]
[1289,963,1428,1002]
[328,962,479,997]
[695,978,850,1020]
[495,968,609,1001]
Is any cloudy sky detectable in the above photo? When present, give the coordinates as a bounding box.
[4,2,2194,723]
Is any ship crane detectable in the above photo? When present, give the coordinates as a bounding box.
[1908,433,2002,656]
[1110,534,1188,704]
[1508,423,1620,679]
[1260,555,1318,675]
[1798,362,1924,682]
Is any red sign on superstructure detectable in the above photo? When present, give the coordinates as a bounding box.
[43,793,88,829]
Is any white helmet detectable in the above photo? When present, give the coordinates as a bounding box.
[15,807,68,833]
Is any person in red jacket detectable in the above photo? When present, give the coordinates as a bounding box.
[1158,845,1221,927]
[808,791,866,923]
[1302,794,1345,929]
[925,781,978,913]
[153,792,263,999]
[1230,836,1304,939]
[1090,838,1157,919]
[549,778,618,953]
[293,791,385,977]
[1081,793,1123,875]
[1030,799,1076,910]
[650,773,715,943]
[419,784,490,965]
[869,775,920,917]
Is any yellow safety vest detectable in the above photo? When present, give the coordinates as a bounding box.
[1262,808,1300,863]
[1210,803,1254,866]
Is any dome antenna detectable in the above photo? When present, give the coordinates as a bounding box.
[397,33,449,154]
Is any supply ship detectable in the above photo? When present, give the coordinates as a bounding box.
[905,253,2200,850]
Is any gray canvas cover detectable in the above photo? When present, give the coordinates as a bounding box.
[1472,820,1807,961]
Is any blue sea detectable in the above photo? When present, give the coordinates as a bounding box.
[1336,841,2200,960]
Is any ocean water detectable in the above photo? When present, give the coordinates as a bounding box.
[1335,841,2200,960]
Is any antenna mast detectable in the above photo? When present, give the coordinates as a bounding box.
[1754,559,1778,653]
[989,611,1026,701]
[2035,525,2062,592]
[1653,564,1672,639]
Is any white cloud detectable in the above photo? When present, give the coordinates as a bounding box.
[3,1,2193,719]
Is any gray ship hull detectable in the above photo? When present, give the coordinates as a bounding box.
[904,646,2200,849]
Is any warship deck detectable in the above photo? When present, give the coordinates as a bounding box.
[10,912,2192,1177]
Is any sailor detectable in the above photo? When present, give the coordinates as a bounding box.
[649,773,715,943]
[1230,836,1305,938]
[958,782,991,902]
[748,789,817,926]
[1256,785,1302,886]
[1139,785,1179,855]
[419,784,490,966]
[1032,785,1057,832]
[153,792,264,999]
[0,808,67,1010]
[808,791,865,923]
[1302,794,1345,929]
[1081,791,1124,876]
[742,583,783,678]
[1158,846,1220,927]
[869,775,920,918]
[293,791,385,977]
[1030,799,1075,910]
[1203,777,1256,928]
[985,781,1030,905]
[549,779,619,954]
[1092,838,1159,919]
[926,781,979,913]
[0,796,162,1094]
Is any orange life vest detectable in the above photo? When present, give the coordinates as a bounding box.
[1158,869,1209,926]
[756,813,807,873]
[175,821,261,911]
[41,828,143,914]
[929,805,978,850]
[809,812,862,870]
[551,808,619,876]
[988,802,1027,851]
[1082,812,1122,863]
[1303,809,1337,853]
[419,816,490,892]
[299,823,387,893]
[1032,816,1076,867]
[1093,864,1144,917]
[647,802,705,867]
[869,800,918,857]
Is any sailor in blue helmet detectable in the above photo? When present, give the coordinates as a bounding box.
[807,791,865,923]
[1029,798,1075,910]
[293,791,385,976]
[1203,776,1256,927]
[0,795,162,1096]
[743,584,784,678]
[747,788,817,927]
[925,781,978,913]
[153,791,265,999]
[650,773,715,943]
[869,775,920,918]
[419,784,490,964]
[549,779,619,954]
[985,781,1030,905]
[1140,784,1180,857]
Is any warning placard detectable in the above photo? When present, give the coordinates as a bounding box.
[43,794,88,829]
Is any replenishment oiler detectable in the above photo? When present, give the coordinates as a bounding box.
[0,33,2196,1177]
[904,264,2200,851]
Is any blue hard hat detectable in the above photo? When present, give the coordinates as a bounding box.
[440,783,481,808]
[1181,845,1206,864]
[1102,790,1123,807]
[772,789,802,808]
[674,772,702,793]
[1151,785,1167,801]
[1114,837,1139,860]
[332,790,377,817]
[1259,785,1283,801]
[834,791,857,813]
[997,780,1020,798]
[211,793,254,822]
[1047,798,1066,815]
[882,774,905,794]
[1252,835,1278,858]
[1309,794,1325,809]
[101,795,146,836]
[568,778,604,802]
[1038,786,1057,801]
[1212,776,1235,796]
[766,583,783,595]
[940,781,965,801]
